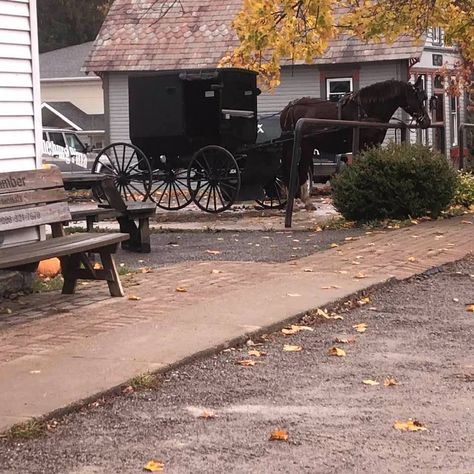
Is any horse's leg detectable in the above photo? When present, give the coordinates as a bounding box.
[299,146,316,211]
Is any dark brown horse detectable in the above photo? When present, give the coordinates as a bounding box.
[280,77,431,209]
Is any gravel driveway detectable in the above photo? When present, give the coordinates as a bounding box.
[115,228,364,269]
[0,257,472,474]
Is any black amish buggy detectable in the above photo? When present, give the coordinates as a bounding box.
[92,68,288,213]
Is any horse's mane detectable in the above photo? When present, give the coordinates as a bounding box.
[351,80,410,107]
[286,97,326,107]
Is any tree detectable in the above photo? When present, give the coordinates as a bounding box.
[37,0,112,53]
[220,0,474,90]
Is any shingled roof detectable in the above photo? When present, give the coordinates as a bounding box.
[83,0,424,73]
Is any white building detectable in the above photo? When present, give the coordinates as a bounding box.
[0,0,42,172]
[0,0,42,248]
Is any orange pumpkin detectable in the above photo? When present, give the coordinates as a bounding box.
[37,258,61,278]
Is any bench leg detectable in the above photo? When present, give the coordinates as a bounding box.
[61,254,81,294]
[117,216,150,253]
[138,217,151,253]
[100,251,124,297]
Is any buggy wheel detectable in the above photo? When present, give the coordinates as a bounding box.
[187,145,241,213]
[92,142,152,202]
[149,168,194,210]
[255,175,288,210]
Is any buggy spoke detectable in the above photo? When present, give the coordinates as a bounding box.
[212,186,218,211]
[172,182,182,208]
[112,146,121,170]
[216,185,226,206]
[124,151,137,172]
[124,184,137,201]
[157,182,171,205]
[128,182,147,199]
[195,183,211,204]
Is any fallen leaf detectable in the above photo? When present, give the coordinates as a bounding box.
[384,377,400,387]
[354,272,368,279]
[407,256,417,262]
[282,325,313,335]
[140,267,154,274]
[362,379,379,386]
[330,243,339,248]
[334,337,356,344]
[461,220,473,225]
[351,261,361,265]
[128,295,141,301]
[143,460,165,472]
[0,307,12,315]
[206,250,221,255]
[176,287,187,293]
[353,323,367,333]
[393,419,427,432]
[466,304,474,312]
[198,410,217,419]
[358,297,370,306]
[269,429,289,441]
[328,347,346,357]
[315,308,343,320]
[237,359,256,367]
[303,268,313,272]
[283,344,302,352]
[247,350,265,357]
[93,262,103,270]
[287,293,301,297]
[211,269,223,274]
[29,370,41,374]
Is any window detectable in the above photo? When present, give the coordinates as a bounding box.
[48,132,65,148]
[434,75,444,90]
[326,78,353,102]
[65,133,86,153]
[432,27,442,45]
[450,95,458,146]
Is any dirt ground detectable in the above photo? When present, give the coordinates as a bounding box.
[0,257,473,474]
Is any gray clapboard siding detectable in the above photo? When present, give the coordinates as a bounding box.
[258,66,320,114]
[108,72,130,144]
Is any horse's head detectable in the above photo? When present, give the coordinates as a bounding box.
[403,77,431,129]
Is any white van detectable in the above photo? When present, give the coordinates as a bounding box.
[42,128,97,172]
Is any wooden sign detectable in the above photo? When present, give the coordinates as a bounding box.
[0,168,62,194]
[0,202,70,232]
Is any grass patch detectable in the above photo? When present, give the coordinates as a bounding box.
[65,226,86,235]
[128,373,159,391]
[33,275,64,293]
[5,419,46,441]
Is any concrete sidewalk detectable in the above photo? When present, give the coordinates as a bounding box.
[0,215,472,433]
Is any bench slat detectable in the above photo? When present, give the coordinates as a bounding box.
[0,201,71,232]
[0,232,129,268]
[0,168,63,194]
[0,187,67,211]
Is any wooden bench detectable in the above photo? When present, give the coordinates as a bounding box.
[68,177,156,253]
[0,168,129,297]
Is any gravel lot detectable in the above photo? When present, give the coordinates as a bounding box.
[0,257,472,474]
[115,228,365,269]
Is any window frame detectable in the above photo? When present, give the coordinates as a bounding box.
[432,27,443,46]
[326,77,353,102]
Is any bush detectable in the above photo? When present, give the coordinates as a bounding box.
[331,143,458,222]
[452,172,474,207]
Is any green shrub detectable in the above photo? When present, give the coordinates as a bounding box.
[331,143,458,222]
[452,172,474,207]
